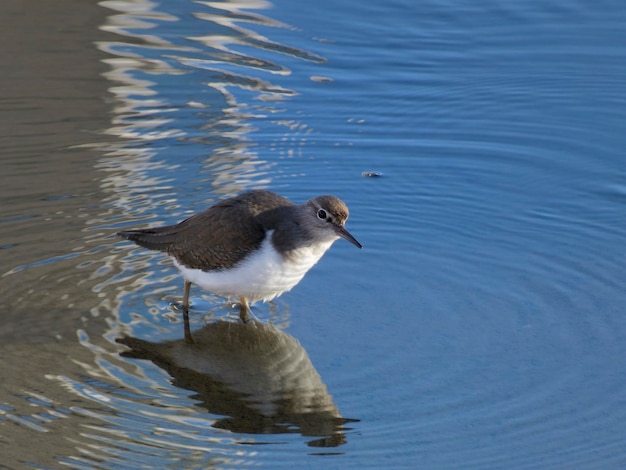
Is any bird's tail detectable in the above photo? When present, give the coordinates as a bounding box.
[117,226,180,252]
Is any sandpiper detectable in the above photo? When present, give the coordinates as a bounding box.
[117,189,362,322]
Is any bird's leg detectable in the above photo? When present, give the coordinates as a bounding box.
[183,279,191,311]
[182,280,193,344]
[239,296,250,324]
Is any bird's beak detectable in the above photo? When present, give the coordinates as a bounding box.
[336,225,362,249]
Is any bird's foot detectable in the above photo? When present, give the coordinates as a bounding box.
[239,305,249,324]
[239,296,256,324]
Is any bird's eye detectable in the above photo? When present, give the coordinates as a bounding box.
[317,209,328,220]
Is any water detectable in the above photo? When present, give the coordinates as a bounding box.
[1,0,626,468]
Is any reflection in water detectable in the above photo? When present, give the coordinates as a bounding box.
[117,320,354,447]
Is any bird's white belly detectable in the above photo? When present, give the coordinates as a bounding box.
[173,231,334,303]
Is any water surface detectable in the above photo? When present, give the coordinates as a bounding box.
[1,0,626,468]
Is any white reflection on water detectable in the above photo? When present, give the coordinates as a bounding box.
[93,0,323,224]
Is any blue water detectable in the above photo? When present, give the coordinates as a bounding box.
[1,0,626,468]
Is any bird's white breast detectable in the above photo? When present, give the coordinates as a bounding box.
[173,230,335,303]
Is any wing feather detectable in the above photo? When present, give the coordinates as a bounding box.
[117,190,294,270]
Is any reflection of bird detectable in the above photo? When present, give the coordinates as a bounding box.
[117,190,361,322]
[117,321,356,446]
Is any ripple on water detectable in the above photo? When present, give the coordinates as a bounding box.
[308,88,626,466]
[2,0,626,467]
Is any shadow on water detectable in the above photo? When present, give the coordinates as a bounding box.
[116,319,356,448]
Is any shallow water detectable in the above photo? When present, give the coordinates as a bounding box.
[1,0,626,468]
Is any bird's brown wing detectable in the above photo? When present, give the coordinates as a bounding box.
[118,190,294,270]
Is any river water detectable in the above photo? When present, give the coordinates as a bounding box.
[1,0,626,468]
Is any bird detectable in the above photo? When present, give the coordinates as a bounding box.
[117,189,362,323]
